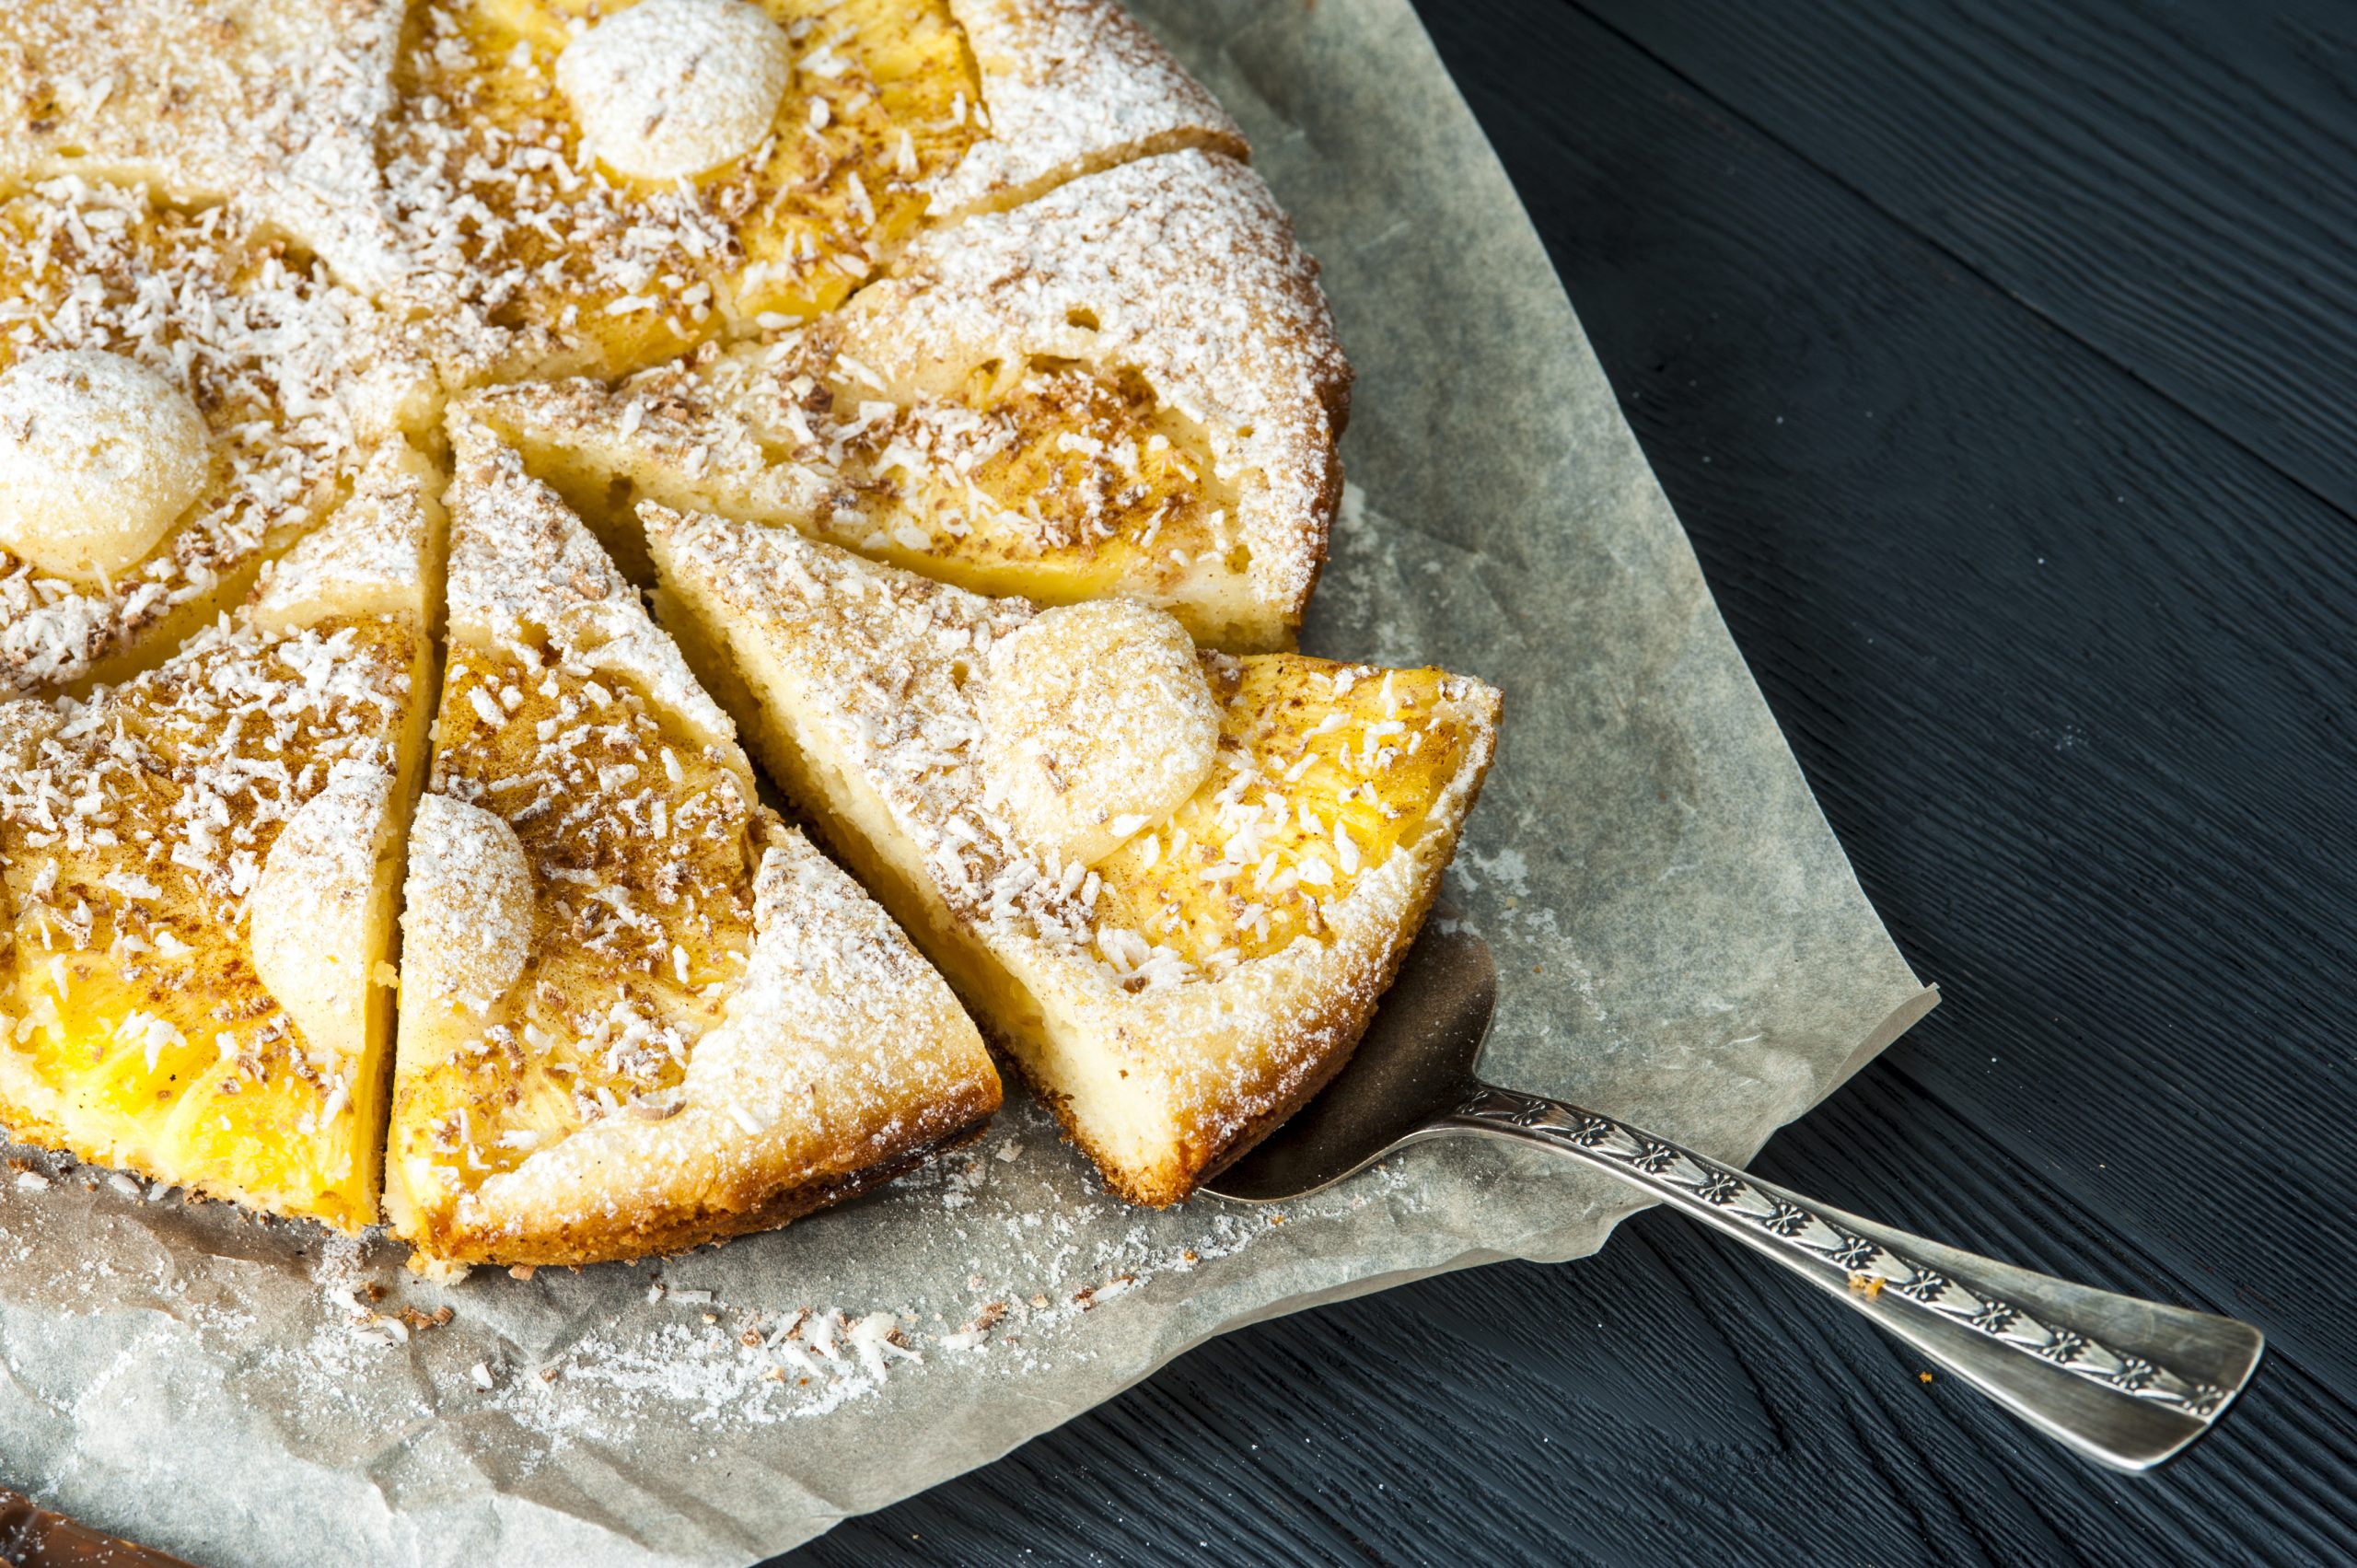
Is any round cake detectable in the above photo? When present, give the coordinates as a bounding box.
[0,0,1501,1269]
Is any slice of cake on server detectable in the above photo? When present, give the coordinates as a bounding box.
[644,502,1500,1206]
[384,420,1000,1272]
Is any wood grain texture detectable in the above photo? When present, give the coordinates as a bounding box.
[776,3,2357,1562]
[1579,0,2357,520]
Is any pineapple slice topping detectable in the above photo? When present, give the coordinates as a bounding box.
[390,647,761,1191]
[1093,658,1480,971]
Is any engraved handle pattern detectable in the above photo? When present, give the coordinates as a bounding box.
[1450,1084,2228,1420]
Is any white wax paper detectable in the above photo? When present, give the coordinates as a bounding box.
[0,2,1933,1560]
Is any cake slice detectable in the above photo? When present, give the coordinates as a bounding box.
[385,422,998,1270]
[0,441,442,1232]
[465,150,1346,652]
[644,504,1502,1205]
[0,0,412,292]
[0,178,431,698]
[385,0,1243,384]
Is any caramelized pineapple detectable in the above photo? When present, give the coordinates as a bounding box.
[0,443,440,1230]
[644,504,1501,1206]
[387,423,995,1270]
[1095,659,1480,970]
[786,349,1243,607]
[385,0,981,381]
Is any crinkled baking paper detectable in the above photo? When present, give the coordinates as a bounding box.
[0,2,1934,1560]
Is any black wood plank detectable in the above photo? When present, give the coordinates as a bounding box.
[1574,0,2357,520]
[778,4,2357,1562]
[1421,0,2357,1392]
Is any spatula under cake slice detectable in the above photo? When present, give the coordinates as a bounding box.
[0,440,442,1231]
[464,149,1346,654]
[644,503,1501,1206]
[385,422,999,1271]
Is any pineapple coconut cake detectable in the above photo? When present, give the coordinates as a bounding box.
[0,0,1502,1272]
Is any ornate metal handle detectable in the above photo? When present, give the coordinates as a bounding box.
[1446,1083,2263,1470]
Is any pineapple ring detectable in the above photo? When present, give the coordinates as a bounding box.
[981,599,1220,867]
[556,0,794,182]
[0,349,207,582]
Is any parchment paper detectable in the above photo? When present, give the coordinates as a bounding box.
[0,2,1935,1561]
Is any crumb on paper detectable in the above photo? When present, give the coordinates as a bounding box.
[1847,1272,1884,1297]
[6,1101,1434,1469]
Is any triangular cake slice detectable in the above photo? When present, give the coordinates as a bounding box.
[0,441,442,1231]
[645,504,1501,1205]
[386,422,998,1271]
[466,150,1346,653]
[0,178,431,699]
[385,0,1244,384]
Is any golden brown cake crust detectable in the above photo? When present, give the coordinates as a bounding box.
[389,427,1001,1267]
[645,504,1499,1208]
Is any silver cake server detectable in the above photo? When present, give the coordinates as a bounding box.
[1203,915,2263,1471]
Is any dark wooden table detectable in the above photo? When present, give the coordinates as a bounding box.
[785,3,2357,1562]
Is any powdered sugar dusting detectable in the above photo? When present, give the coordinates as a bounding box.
[444,420,737,753]
[848,150,1349,627]
[400,795,534,1014]
[556,0,794,183]
[0,0,413,291]
[465,148,1345,651]
[925,0,1246,216]
[250,441,439,631]
[0,180,425,695]
[206,1093,1427,1449]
